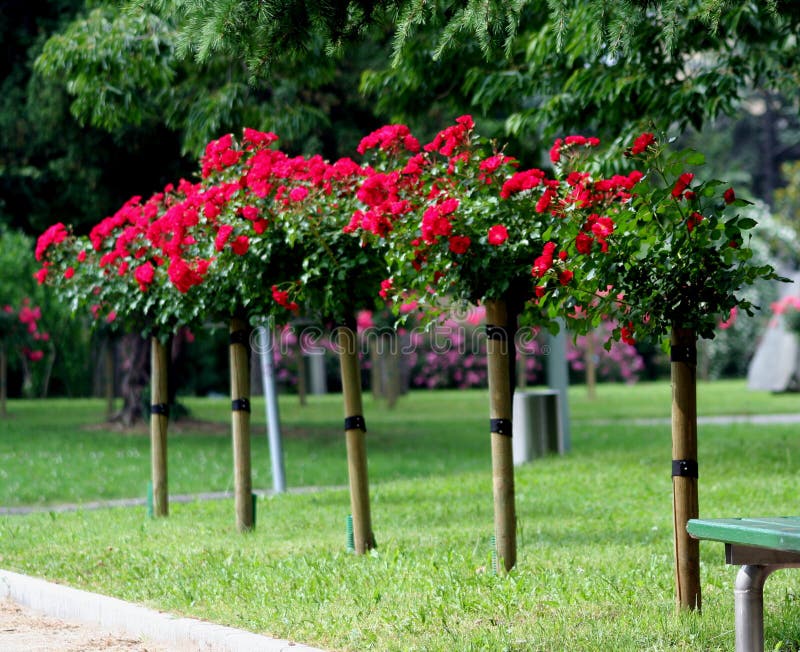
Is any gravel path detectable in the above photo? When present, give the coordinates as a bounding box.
[0,599,167,652]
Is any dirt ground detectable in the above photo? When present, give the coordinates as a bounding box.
[0,599,168,652]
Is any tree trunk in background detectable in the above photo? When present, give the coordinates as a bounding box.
[382,332,400,409]
[0,347,7,418]
[150,336,170,518]
[338,316,375,554]
[516,351,527,389]
[230,317,254,532]
[585,331,597,400]
[485,298,518,572]
[671,326,701,611]
[370,343,383,400]
[104,340,115,418]
[113,334,149,426]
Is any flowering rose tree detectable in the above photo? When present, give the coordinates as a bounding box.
[577,133,785,611]
[349,118,641,571]
[36,189,207,517]
[36,128,303,527]
[0,299,48,417]
[267,143,411,554]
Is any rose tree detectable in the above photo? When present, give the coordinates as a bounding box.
[354,118,641,571]
[579,133,785,611]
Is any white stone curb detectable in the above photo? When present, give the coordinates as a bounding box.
[0,569,327,652]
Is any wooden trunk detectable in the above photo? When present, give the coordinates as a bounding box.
[485,299,517,572]
[338,320,375,553]
[150,336,169,517]
[671,326,701,611]
[230,317,254,532]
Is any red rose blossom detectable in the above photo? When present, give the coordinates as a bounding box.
[487,224,509,246]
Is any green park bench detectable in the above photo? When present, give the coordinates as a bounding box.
[687,517,800,652]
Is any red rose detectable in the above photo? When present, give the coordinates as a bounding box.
[448,235,471,254]
[687,211,704,233]
[723,187,736,204]
[630,132,655,155]
[671,172,694,199]
[487,224,509,245]
[134,262,155,291]
[64,267,75,280]
[230,235,250,255]
[289,186,309,202]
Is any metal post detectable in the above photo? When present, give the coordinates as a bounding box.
[259,323,286,494]
[546,321,571,452]
[735,565,770,652]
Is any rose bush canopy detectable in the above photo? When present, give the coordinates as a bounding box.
[34,118,781,348]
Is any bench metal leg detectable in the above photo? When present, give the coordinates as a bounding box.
[735,565,773,652]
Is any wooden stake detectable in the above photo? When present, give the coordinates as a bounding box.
[338,319,375,553]
[230,317,254,532]
[150,336,169,517]
[585,331,597,400]
[671,326,701,611]
[485,299,517,572]
[0,346,7,418]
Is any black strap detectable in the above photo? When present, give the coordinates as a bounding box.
[150,403,170,416]
[232,398,251,413]
[670,344,696,364]
[490,418,513,437]
[486,325,509,341]
[344,415,366,432]
[230,329,250,349]
[672,459,698,478]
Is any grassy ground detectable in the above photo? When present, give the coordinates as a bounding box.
[1,380,800,650]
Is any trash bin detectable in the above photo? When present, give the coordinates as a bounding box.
[512,389,563,465]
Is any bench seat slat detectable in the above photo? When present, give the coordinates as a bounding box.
[687,517,800,553]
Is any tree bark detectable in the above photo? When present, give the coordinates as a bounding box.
[671,326,701,611]
[585,331,597,400]
[113,334,149,427]
[485,299,517,572]
[230,317,254,532]
[150,336,170,518]
[338,316,375,553]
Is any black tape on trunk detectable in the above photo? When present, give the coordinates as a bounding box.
[230,329,250,350]
[672,459,698,478]
[670,344,696,364]
[231,398,251,413]
[486,325,509,341]
[344,415,366,432]
[150,403,170,417]
[490,418,513,437]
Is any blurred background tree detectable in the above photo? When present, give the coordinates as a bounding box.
[3,0,800,398]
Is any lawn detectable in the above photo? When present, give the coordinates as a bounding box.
[1,380,800,650]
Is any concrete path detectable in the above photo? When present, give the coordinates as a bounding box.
[581,413,800,427]
[0,485,345,516]
[0,486,341,650]
[0,570,327,652]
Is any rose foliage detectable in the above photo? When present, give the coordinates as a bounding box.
[35,118,783,349]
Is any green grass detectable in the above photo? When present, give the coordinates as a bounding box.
[1,380,800,650]
[0,380,794,507]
